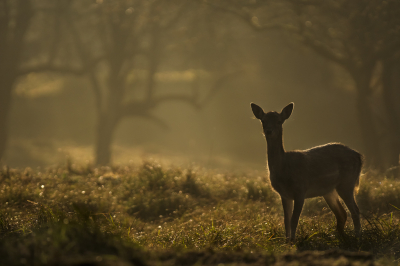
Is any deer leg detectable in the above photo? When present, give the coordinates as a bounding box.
[290,196,304,241]
[281,197,293,240]
[323,190,347,234]
[337,187,361,235]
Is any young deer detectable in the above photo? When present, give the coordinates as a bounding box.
[251,102,362,241]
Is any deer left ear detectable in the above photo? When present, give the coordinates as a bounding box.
[251,103,265,120]
[280,103,294,121]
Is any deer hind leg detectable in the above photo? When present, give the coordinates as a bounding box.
[323,190,347,234]
[336,184,361,235]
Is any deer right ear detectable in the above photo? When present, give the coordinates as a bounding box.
[251,103,264,120]
[280,102,294,121]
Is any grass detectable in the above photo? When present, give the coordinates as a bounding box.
[0,161,400,265]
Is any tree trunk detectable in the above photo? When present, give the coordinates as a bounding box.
[381,59,400,167]
[352,70,383,168]
[0,0,33,162]
[0,82,13,161]
[95,114,119,165]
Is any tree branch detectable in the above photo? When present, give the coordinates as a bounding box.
[137,113,169,130]
[377,40,400,60]
[119,100,170,129]
[161,1,190,30]
[48,1,69,64]
[206,1,282,32]
[121,101,151,117]
[9,0,33,70]
[64,5,104,114]
[153,95,201,109]
[122,93,201,120]
[18,65,85,76]
[300,35,346,66]
[200,70,243,107]
[210,0,347,66]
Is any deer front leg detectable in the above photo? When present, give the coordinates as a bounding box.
[281,197,293,241]
[290,196,305,241]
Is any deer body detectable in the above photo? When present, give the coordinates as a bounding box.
[251,103,362,241]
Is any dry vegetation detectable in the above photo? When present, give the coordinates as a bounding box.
[0,161,400,265]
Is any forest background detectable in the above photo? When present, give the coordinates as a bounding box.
[1,0,400,171]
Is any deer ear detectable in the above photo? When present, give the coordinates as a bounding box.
[280,103,294,121]
[251,103,264,120]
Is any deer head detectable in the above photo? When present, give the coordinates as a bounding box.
[251,103,294,138]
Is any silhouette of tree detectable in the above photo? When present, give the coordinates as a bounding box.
[0,0,87,163]
[1,0,239,166]
[55,0,239,165]
[0,0,33,162]
[213,0,400,167]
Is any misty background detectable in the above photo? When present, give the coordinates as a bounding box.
[1,0,399,171]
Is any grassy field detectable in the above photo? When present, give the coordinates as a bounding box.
[0,160,400,265]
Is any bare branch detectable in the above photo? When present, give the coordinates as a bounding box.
[9,0,33,70]
[206,1,280,32]
[63,7,94,71]
[161,1,190,30]
[0,0,10,28]
[122,93,200,119]
[300,35,346,66]
[153,95,201,109]
[209,0,348,66]
[18,65,85,76]
[121,101,152,117]
[48,1,70,64]
[64,5,104,114]
[200,70,244,106]
[137,113,169,130]
[377,40,400,60]
[145,24,162,101]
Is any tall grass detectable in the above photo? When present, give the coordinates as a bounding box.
[0,162,400,264]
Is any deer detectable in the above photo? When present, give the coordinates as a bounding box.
[251,102,363,241]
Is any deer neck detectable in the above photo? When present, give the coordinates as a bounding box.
[266,131,286,174]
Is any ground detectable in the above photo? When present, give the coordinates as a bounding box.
[0,162,399,265]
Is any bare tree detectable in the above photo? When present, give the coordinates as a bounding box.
[213,0,400,167]
[0,0,240,166]
[57,0,239,165]
[0,0,34,162]
[60,1,188,165]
